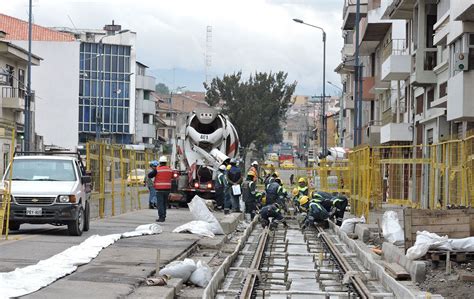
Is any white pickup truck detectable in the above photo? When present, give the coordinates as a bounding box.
[3,152,92,236]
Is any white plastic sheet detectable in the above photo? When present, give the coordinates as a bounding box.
[0,223,162,299]
[187,196,224,235]
[340,216,365,234]
[406,231,451,260]
[382,211,404,245]
[173,220,216,238]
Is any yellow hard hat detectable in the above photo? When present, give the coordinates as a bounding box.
[292,188,299,196]
[298,178,306,183]
[226,165,231,171]
[299,196,309,206]
[247,170,256,177]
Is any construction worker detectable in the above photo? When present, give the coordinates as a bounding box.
[215,165,228,210]
[227,158,242,213]
[302,198,330,229]
[264,172,279,185]
[329,195,348,226]
[241,171,260,220]
[148,156,174,222]
[265,177,283,205]
[248,161,259,182]
[259,203,288,229]
[292,178,309,202]
[297,195,310,213]
[146,160,159,209]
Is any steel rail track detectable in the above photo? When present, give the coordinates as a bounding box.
[239,228,269,299]
[316,225,374,299]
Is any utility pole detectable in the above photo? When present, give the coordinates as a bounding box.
[25,0,33,151]
[354,0,361,147]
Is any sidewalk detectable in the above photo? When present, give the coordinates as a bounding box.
[0,208,237,299]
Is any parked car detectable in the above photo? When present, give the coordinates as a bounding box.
[126,169,146,186]
[3,151,92,236]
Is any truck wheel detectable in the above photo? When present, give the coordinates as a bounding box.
[83,202,90,232]
[68,207,85,236]
[8,222,20,231]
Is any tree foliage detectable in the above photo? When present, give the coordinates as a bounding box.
[155,82,170,94]
[204,71,296,153]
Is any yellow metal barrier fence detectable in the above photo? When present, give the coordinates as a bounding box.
[86,142,159,219]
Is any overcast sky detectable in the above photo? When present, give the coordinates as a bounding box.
[3,0,344,96]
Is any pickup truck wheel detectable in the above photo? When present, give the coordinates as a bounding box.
[83,202,90,232]
[68,207,85,236]
[8,222,20,231]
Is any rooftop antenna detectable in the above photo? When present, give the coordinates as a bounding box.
[205,25,212,84]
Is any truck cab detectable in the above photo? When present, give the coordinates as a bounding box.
[3,152,92,236]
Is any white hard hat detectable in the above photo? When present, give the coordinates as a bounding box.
[159,156,168,163]
[252,161,258,166]
[219,165,226,171]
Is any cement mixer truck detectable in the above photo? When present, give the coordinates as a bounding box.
[171,108,239,201]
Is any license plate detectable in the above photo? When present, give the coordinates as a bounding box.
[26,207,42,216]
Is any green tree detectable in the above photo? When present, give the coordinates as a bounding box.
[204,71,296,163]
[155,83,170,94]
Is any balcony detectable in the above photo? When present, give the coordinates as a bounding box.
[452,1,474,21]
[381,39,410,81]
[370,76,390,94]
[380,122,412,144]
[410,49,437,86]
[358,14,391,56]
[447,71,474,121]
[383,0,416,20]
[342,43,355,58]
[363,120,381,145]
[362,76,375,100]
[142,99,156,114]
[1,87,25,111]
[343,0,368,30]
[344,96,355,109]
[136,75,155,91]
[142,123,156,138]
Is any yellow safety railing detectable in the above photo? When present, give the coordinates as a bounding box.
[266,136,474,221]
[1,128,16,239]
[86,142,159,219]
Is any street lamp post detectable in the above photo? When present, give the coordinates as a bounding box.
[293,18,327,156]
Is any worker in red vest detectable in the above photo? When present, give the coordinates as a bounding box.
[148,156,173,222]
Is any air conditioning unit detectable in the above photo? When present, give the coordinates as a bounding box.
[454,52,469,71]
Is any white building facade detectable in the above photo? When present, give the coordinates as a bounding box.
[135,62,156,147]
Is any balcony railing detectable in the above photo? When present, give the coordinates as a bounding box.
[382,39,408,62]
[1,86,26,99]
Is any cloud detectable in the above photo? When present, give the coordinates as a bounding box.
[3,0,344,95]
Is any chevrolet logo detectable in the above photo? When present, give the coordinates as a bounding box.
[31,198,39,203]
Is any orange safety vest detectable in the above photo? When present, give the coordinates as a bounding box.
[153,165,173,190]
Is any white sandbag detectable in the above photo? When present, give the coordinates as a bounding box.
[188,196,224,235]
[340,216,365,234]
[189,260,213,288]
[159,258,197,282]
[406,231,451,260]
[382,211,404,245]
[173,220,216,238]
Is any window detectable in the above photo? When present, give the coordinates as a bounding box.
[427,88,434,107]
[5,65,14,87]
[439,82,447,98]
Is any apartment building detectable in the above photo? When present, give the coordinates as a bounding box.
[0,14,80,150]
[57,23,137,145]
[339,0,474,147]
[0,37,41,171]
[134,62,156,147]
